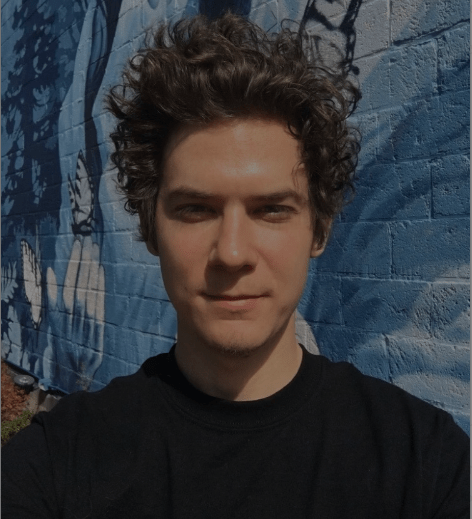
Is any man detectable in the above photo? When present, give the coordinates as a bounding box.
[2,13,469,518]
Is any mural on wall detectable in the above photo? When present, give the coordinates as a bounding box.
[2,0,88,378]
[42,150,106,391]
[300,0,362,77]
[2,0,469,431]
[2,0,121,390]
[298,0,469,426]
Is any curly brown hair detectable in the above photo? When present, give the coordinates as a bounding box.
[106,12,360,251]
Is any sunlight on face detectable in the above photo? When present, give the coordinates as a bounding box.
[154,118,323,357]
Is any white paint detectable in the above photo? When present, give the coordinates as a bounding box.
[21,240,42,327]
[295,309,320,355]
[46,267,58,306]
[63,239,82,313]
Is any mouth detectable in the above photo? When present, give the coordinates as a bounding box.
[203,293,266,310]
[206,295,263,300]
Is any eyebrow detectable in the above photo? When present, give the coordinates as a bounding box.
[165,187,307,205]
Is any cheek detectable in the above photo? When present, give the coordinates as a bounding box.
[271,249,310,288]
[174,228,211,262]
[258,228,313,271]
[265,233,312,301]
[159,228,208,279]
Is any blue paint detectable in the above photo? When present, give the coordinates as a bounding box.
[432,155,470,217]
[391,220,470,280]
[438,25,470,94]
[314,222,391,277]
[391,0,469,43]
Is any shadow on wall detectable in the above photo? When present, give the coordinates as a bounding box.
[2,0,90,379]
[2,0,122,390]
[297,0,469,431]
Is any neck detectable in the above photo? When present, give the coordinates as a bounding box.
[174,316,303,401]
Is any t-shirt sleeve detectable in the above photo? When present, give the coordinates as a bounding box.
[428,413,470,519]
[2,415,60,519]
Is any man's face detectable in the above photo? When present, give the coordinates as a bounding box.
[154,118,323,356]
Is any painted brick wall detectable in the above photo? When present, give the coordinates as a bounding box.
[2,0,469,433]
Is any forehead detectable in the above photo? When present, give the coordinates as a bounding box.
[160,118,308,197]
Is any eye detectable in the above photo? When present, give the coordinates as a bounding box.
[175,204,215,221]
[257,205,295,221]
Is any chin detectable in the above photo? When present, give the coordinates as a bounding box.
[210,343,255,358]
[203,325,278,359]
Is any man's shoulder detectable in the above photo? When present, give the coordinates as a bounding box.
[306,351,465,438]
[313,350,432,406]
[34,351,170,431]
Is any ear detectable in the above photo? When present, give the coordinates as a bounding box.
[310,241,325,258]
[139,212,159,256]
[310,219,332,258]
[145,241,159,256]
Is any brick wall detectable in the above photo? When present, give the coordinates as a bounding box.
[2,0,469,433]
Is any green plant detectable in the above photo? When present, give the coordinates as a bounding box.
[1,409,33,447]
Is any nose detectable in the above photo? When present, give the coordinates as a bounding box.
[208,206,257,272]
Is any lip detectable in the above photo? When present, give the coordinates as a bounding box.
[206,295,262,300]
[204,294,266,310]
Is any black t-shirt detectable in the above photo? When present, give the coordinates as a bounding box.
[2,345,469,518]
